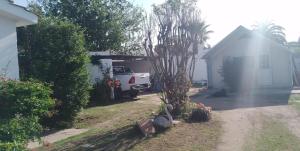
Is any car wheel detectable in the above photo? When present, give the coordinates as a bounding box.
[130,89,139,98]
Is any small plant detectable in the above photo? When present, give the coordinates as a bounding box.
[190,103,212,122]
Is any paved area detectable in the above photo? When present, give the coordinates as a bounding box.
[27,128,89,149]
[192,88,300,151]
[213,105,300,151]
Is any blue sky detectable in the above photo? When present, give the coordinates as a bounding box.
[15,0,300,45]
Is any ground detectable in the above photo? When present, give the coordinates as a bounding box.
[34,89,300,151]
[192,89,300,151]
[36,92,221,151]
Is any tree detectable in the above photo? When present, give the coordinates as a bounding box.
[143,0,211,115]
[34,0,145,54]
[17,17,90,128]
[253,22,287,45]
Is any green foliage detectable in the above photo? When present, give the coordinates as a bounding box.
[0,142,25,151]
[0,80,54,150]
[39,0,145,54]
[0,116,41,144]
[178,101,212,122]
[0,80,54,119]
[158,101,166,113]
[190,108,211,122]
[90,79,112,106]
[17,17,90,128]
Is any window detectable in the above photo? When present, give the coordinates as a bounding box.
[113,66,133,74]
[260,55,270,69]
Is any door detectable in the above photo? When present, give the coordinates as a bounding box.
[258,55,272,86]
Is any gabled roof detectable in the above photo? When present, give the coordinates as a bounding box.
[203,25,291,59]
[0,0,38,27]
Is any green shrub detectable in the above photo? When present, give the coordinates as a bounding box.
[0,116,41,144]
[0,80,54,119]
[0,142,25,151]
[17,17,90,128]
[0,80,54,150]
[189,102,212,122]
[190,108,211,122]
[90,79,112,106]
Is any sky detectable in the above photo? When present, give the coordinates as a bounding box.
[15,0,300,45]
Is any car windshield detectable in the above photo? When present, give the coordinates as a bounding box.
[113,66,133,74]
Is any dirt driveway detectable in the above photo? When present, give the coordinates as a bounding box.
[192,89,300,151]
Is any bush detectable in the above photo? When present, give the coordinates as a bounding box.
[0,80,54,150]
[190,103,212,122]
[0,142,25,151]
[0,80,54,119]
[180,101,212,122]
[17,17,90,128]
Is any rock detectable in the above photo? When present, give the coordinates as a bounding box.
[153,116,172,130]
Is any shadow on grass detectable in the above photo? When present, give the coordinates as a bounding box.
[87,97,140,108]
[57,125,146,151]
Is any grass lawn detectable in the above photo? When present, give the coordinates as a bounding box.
[243,116,300,151]
[37,94,222,151]
[288,94,300,111]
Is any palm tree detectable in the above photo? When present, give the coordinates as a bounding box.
[253,22,287,45]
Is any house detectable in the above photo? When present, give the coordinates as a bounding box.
[0,0,38,79]
[203,26,293,90]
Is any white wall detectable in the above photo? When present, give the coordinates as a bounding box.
[88,59,113,84]
[0,16,19,79]
[209,35,293,89]
[0,0,38,27]
[192,48,208,83]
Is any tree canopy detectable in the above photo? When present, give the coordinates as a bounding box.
[17,17,90,128]
[31,0,145,54]
[253,22,287,45]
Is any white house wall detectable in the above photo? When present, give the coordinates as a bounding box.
[192,49,208,83]
[0,1,38,27]
[0,16,19,79]
[88,59,113,84]
[269,45,293,88]
[209,35,293,89]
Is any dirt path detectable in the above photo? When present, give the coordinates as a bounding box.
[215,108,262,151]
[216,105,300,151]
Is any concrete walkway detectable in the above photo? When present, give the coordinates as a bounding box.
[27,128,89,149]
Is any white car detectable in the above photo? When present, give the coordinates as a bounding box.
[113,66,151,98]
